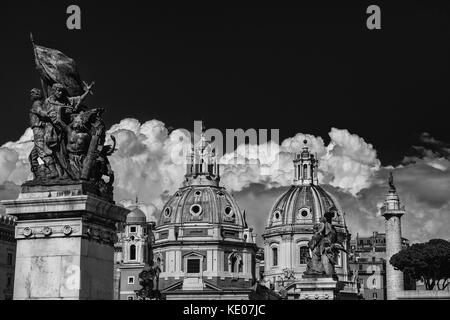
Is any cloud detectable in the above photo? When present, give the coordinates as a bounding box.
[227,132,450,245]
[0,128,34,185]
[220,128,380,195]
[105,118,191,220]
[0,119,191,222]
[0,123,448,245]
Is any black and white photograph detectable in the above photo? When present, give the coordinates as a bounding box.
[0,1,449,314]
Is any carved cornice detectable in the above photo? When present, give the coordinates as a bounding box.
[15,219,118,245]
[281,234,293,241]
[1,192,129,228]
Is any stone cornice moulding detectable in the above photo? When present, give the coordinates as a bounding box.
[1,194,129,226]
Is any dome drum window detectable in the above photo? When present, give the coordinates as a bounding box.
[296,207,312,222]
[223,206,235,222]
[299,246,310,265]
[157,180,248,228]
[189,204,203,217]
[272,210,282,224]
[228,253,243,273]
[163,207,172,219]
[194,190,202,197]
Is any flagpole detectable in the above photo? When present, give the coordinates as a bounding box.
[30,32,48,99]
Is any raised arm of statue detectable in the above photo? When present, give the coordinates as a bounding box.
[70,81,95,113]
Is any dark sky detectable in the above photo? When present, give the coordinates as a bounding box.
[1,1,450,165]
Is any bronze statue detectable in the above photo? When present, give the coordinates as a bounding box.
[135,263,163,300]
[58,108,103,179]
[29,88,58,180]
[388,172,396,192]
[43,82,94,179]
[304,208,347,279]
[26,38,116,200]
[90,136,116,197]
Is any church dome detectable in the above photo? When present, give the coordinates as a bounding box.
[126,205,147,224]
[153,125,257,296]
[262,140,351,291]
[157,131,247,228]
[158,185,246,227]
[264,140,346,231]
[266,184,344,229]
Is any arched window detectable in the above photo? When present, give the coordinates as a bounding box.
[130,245,136,261]
[299,246,309,264]
[303,164,308,179]
[272,247,278,266]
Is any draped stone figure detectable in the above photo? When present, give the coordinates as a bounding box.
[304,208,347,279]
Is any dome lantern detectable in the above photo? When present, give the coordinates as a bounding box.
[184,123,220,187]
[293,139,319,186]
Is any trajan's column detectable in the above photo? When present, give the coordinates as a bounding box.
[381,173,405,300]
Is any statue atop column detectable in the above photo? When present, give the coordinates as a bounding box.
[304,207,347,279]
[26,34,116,201]
[388,171,396,193]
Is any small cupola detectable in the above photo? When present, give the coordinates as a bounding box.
[293,139,319,186]
[184,123,220,187]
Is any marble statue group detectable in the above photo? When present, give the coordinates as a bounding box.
[304,207,348,279]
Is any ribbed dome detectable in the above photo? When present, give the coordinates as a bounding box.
[126,206,147,224]
[158,185,246,227]
[266,184,345,229]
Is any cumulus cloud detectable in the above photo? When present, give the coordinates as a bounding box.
[220,128,380,195]
[0,128,34,185]
[0,119,190,222]
[227,131,450,245]
[105,118,190,220]
[0,122,448,245]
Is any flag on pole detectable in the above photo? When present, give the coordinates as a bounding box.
[31,38,84,97]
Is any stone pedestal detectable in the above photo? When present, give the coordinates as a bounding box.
[293,277,338,300]
[1,182,129,300]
